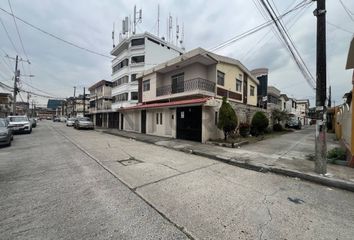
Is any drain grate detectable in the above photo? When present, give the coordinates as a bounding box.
[117,157,143,166]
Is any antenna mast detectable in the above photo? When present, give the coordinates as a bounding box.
[112,22,115,48]
[133,5,142,35]
[157,4,160,37]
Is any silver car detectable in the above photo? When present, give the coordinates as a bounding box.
[0,118,13,146]
[66,117,76,127]
[74,117,94,130]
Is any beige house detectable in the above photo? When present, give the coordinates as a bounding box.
[120,48,259,142]
[88,80,113,128]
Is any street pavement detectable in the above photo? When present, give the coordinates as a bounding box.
[1,121,354,240]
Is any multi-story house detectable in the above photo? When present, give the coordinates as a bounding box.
[267,86,281,110]
[110,32,184,113]
[296,99,310,125]
[88,80,113,128]
[0,93,13,117]
[66,94,89,117]
[120,48,259,142]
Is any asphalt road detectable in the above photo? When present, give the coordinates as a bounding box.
[1,121,354,240]
[0,122,187,240]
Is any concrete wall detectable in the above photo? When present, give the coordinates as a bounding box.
[146,108,176,138]
[124,110,141,132]
[339,104,352,147]
[142,73,157,102]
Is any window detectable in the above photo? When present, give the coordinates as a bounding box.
[131,55,145,64]
[131,38,145,46]
[156,113,159,124]
[112,58,128,73]
[143,80,150,91]
[217,71,225,86]
[171,73,184,93]
[250,86,255,96]
[160,113,163,125]
[113,75,129,87]
[131,74,137,82]
[113,93,128,102]
[131,92,138,100]
[236,79,242,92]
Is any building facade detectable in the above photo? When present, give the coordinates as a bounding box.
[0,93,13,117]
[88,80,113,128]
[110,32,184,110]
[121,48,259,142]
[267,86,281,110]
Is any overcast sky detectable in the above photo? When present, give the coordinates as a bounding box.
[0,0,353,107]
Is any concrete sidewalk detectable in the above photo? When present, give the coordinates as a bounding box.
[97,128,354,192]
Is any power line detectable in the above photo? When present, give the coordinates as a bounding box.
[7,0,29,59]
[339,0,354,22]
[327,21,354,34]
[0,6,112,59]
[0,15,19,54]
[20,79,59,98]
[258,0,315,89]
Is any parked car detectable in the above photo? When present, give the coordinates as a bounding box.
[0,118,13,146]
[66,117,76,127]
[60,116,67,122]
[286,115,302,130]
[46,116,52,120]
[29,118,37,128]
[53,116,60,122]
[74,117,94,130]
[7,115,32,134]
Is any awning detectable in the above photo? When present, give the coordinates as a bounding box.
[121,97,211,111]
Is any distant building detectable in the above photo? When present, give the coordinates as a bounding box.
[88,80,113,128]
[267,86,281,110]
[296,99,310,125]
[15,101,29,115]
[251,68,268,109]
[47,99,64,110]
[0,93,13,117]
[65,94,89,117]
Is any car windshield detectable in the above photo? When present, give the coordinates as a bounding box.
[8,116,28,122]
[0,119,7,127]
[78,117,91,121]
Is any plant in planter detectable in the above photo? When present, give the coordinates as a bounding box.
[251,111,269,136]
[239,122,250,137]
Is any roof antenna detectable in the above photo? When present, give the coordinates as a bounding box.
[112,22,115,48]
[133,5,143,35]
[157,4,160,37]
[176,17,179,47]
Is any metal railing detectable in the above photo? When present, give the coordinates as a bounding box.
[156,78,215,97]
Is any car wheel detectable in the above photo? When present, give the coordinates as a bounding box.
[7,140,11,146]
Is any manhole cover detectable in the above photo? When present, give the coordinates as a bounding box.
[117,157,143,166]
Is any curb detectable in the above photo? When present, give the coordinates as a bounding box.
[100,130,354,193]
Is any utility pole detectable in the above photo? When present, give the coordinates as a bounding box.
[73,86,76,117]
[314,0,327,174]
[83,87,86,117]
[12,55,19,115]
[27,93,30,116]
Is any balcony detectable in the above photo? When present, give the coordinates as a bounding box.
[156,78,215,97]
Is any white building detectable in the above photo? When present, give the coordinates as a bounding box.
[110,32,184,110]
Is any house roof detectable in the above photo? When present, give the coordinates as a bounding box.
[88,80,112,91]
[121,97,210,111]
[138,47,259,85]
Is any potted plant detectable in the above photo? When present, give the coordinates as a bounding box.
[239,122,250,137]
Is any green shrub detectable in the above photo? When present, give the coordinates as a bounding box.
[273,123,283,132]
[218,97,238,140]
[251,111,269,136]
[327,147,346,160]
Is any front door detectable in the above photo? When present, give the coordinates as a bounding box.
[141,110,146,133]
[176,106,202,142]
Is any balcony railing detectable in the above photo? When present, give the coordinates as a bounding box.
[156,78,215,97]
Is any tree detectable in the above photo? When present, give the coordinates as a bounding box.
[271,109,289,124]
[251,111,269,136]
[218,97,238,140]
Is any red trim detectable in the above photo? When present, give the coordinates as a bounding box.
[121,97,210,111]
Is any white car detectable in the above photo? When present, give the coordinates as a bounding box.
[7,115,32,134]
[66,117,76,127]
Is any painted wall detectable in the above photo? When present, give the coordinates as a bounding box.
[247,79,258,106]
[146,108,176,138]
[142,73,157,102]
[216,62,244,101]
[123,110,140,132]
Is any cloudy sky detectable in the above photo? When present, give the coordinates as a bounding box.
[0,0,353,107]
